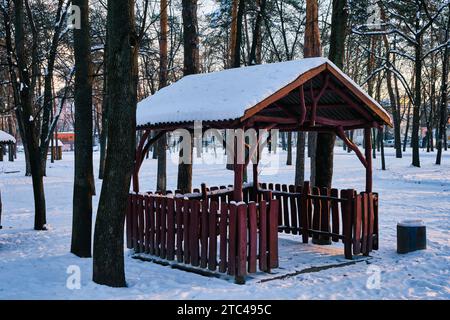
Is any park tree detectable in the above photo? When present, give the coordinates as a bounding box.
[177,0,200,194]
[315,0,349,189]
[71,0,95,258]
[93,0,138,287]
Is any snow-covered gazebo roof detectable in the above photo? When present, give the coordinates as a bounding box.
[137,57,392,131]
[0,130,16,144]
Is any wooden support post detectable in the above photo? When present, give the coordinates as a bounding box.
[364,128,373,193]
[233,133,244,202]
[252,131,260,201]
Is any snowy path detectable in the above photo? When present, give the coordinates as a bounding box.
[0,148,449,299]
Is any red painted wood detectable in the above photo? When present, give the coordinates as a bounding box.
[288,185,298,235]
[237,203,248,279]
[248,202,257,273]
[183,199,191,264]
[200,199,209,269]
[300,182,310,243]
[126,195,133,249]
[312,187,321,242]
[138,195,145,253]
[268,199,279,268]
[342,189,354,259]
[219,203,228,273]
[368,193,375,252]
[190,200,200,267]
[362,193,369,256]
[228,203,237,276]
[166,198,175,260]
[373,194,379,250]
[132,194,138,251]
[175,198,183,262]
[275,184,282,225]
[330,189,340,242]
[208,202,219,271]
[320,187,331,242]
[148,196,155,255]
[154,197,161,256]
[259,200,268,272]
[353,194,362,255]
[144,196,150,253]
[160,197,167,258]
[281,184,290,233]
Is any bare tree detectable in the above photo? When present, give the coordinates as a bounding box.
[178,0,200,194]
[93,0,138,287]
[71,0,95,258]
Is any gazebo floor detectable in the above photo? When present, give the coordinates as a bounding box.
[131,234,372,284]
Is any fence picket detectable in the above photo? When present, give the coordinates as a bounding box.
[167,198,175,260]
[331,189,340,242]
[248,202,257,273]
[208,202,218,271]
[183,199,191,264]
[288,185,298,235]
[190,200,200,266]
[353,194,362,255]
[281,184,290,233]
[219,203,228,273]
[200,199,209,268]
[175,198,183,262]
[228,203,237,276]
[259,200,268,272]
[237,203,248,281]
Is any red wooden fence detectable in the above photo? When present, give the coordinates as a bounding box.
[126,193,279,284]
[258,182,379,258]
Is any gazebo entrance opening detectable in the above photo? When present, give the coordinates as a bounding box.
[126,58,392,283]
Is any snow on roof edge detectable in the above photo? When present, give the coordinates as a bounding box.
[0,130,16,144]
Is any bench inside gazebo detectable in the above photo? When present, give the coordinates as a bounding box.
[126,57,392,284]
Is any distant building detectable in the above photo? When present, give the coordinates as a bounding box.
[55,132,75,151]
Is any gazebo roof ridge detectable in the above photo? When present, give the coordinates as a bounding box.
[0,130,16,144]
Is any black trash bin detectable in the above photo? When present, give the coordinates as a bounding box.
[397,220,426,254]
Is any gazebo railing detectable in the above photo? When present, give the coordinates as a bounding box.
[126,192,280,284]
[126,182,379,283]
[255,182,379,258]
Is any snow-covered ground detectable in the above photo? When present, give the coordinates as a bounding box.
[0,147,449,300]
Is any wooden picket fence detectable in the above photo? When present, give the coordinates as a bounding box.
[126,192,280,283]
[256,182,379,258]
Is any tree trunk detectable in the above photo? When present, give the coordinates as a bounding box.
[178,0,199,194]
[248,0,266,65]
[99,35,109,180]
[13,0,47,230]
[403,100,412,151]
[315,0,348,189]
[229,0,245,68]
[301,0,322,186]
[295,132,305,186]
[411,34,422,167]
[93,0,137,287]
[436,5,450,165]
[286,132,292,165]
[157,0,169,193]
[71,0,95,258]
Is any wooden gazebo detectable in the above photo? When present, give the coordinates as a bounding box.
[127,57,392,283]
[0,130,15,162]
[0,130,16,228]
